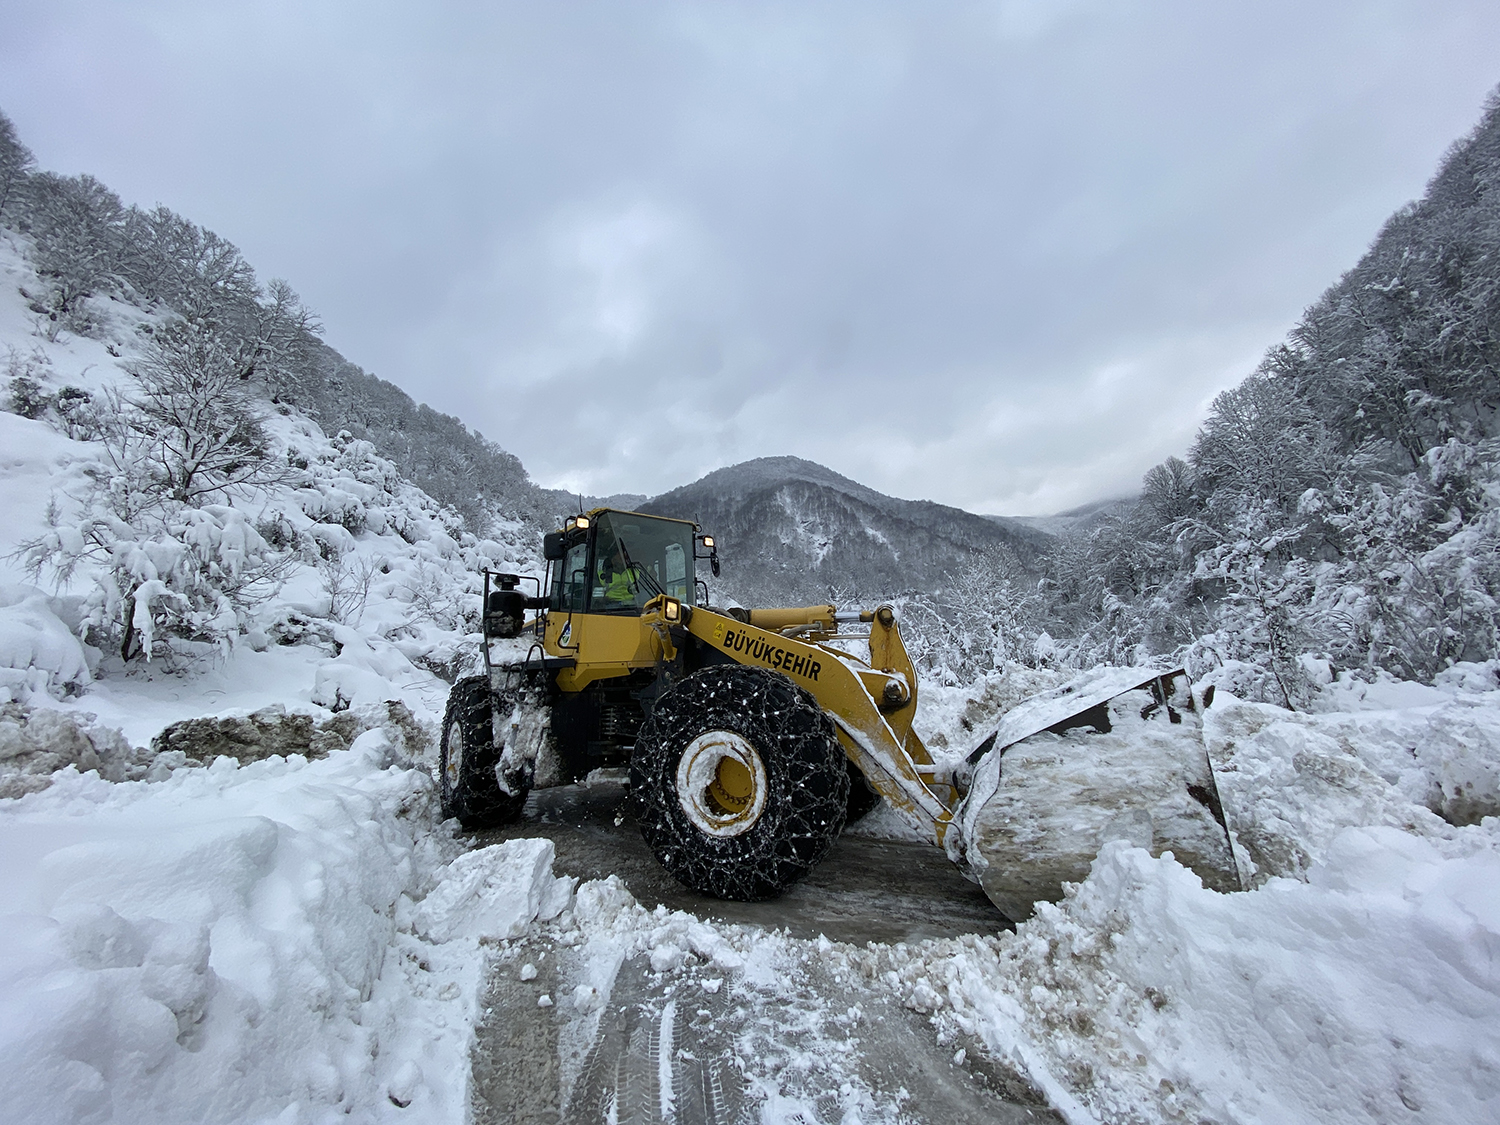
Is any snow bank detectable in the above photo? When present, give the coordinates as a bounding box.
[1205,688,1500,882]
[851,665,1500,1122]
[867,829,1500,1125]
[0,732,484,1124]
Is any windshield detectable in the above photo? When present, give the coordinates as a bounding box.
[588,512,695,614]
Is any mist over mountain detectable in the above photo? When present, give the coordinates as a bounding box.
[640,456,1049,605]
[994,496,1137,539]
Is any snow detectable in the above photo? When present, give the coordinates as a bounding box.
[1204,686,1500,884]
[414,839,575,944]
[0,412,95,575]
[859,828,1500,1125]
[975,664,1184,756]
[0,586,94,701]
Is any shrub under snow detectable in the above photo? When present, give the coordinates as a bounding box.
[0,585,93,700]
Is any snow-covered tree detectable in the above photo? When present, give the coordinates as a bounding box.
[18,322,295,660]
[0,109,34,224]
[902,546,1045,684]
[23,172,126,336]
[124,321,284,504]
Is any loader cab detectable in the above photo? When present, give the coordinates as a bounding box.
[543,510,697,618]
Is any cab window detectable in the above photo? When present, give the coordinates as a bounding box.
[549,540,589,613]
[586,513,695,615]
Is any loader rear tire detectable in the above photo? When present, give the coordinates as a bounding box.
[439,676,532,829]
[632,665,849,901]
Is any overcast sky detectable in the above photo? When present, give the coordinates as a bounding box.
[2,2,1497,515]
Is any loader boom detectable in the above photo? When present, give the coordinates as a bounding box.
[681,605,955,845]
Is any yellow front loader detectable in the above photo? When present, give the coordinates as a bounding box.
[440,508,1239,916]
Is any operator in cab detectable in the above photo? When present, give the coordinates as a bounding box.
[597,536,645,608]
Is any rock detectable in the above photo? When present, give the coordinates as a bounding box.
[151,704,319,765]
[0,703,150,796]
[149,699,434,767]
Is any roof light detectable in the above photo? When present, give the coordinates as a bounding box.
[576,516,590,529]
[701,535,714,548]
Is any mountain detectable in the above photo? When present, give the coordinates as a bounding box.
[992,495,1136,538]
[542,489,650,515]
[640,456,1050,605]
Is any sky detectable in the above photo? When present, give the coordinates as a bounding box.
[2,2,1498,516]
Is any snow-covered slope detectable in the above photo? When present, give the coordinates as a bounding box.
[994,494,1136,538]
[0,230,553,1121]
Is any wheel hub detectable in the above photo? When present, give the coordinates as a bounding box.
[676,730,767,837]
[445,723,465,788]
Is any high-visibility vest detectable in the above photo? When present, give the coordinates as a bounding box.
[602,565,639,603]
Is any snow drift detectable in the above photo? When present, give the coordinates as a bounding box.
[0,733,499,1124]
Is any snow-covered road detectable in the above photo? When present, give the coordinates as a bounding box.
[463,780,1056,1124]
[475,911,1058,1125]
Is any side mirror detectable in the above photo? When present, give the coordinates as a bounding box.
[543,531,566,561]
[696,532,720,578]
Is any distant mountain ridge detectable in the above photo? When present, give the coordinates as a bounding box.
[989,495,1136,538]
[640,456,1050,605]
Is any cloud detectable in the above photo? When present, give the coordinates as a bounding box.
[3,1,1498,514]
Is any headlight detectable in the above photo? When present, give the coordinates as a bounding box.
[664,598,681,622]
[701,535,714,548]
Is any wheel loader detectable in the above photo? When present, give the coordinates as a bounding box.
[440,508,1240,917]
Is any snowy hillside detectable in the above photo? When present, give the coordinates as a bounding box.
[0,212,532,1117]
[994,495,1135,538]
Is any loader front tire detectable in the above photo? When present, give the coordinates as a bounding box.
[844,761,882,824]
[439,675,531,829]
[632,665,849,901]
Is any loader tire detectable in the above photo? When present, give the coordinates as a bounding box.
[439,676,531,829]
[632,664,849,901]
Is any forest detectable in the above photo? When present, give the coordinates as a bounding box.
[3,94,1496,699]
[1009,91,1500,704]
[0,110,563,538]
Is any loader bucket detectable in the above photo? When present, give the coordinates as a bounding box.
[949,667,1240,921]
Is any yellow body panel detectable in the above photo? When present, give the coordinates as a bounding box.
[544,610,663,691]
